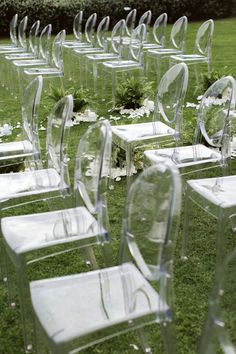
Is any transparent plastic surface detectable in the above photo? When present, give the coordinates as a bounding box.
[29,160,181,353]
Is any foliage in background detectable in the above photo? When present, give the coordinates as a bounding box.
[48,85,88,112]
[115,76,153,110]
[1,0,236,36]
[201,66,234,91]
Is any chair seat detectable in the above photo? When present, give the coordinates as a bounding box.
[148,48,182,57]
[6,53,35,60]
[144,144,222,168]
[86,53,119,61]
[103,60,141,69]
[0,48,25,54]
[63,41,89,48]
[2,206,99,254]
[188,175,236,208]
[74,47,104,55]
[0,168,63,201]
[112,121,176,144]
[0,140,34,160]
[142,43,163,50]
[30,262,167,344]
[13,59,47,67]
[171,54,208,62]
[24,67,63,76]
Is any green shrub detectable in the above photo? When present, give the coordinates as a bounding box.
[201,66,234,91]
[115,76,153,110]
[48,85,88,112]
[0,0,236,37]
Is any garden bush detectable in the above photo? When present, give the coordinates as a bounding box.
[0,0,236,36]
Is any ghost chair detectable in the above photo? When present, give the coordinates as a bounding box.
[63,13,97,82]
[198,247,236,354]
[0,13,18,50]
[1,119,112,352]
[0,94,73,303]
[144,76,236,179]
[63,11,83,80]
[11,24,52,100]
[0,76,43,172]
[147,16,188,84]
[102,23,147,107]
[72,16,110,88]
[112,63,188,187]
[0,16,28,91]
[170,19,214,88]
[29,159,181,354]
[107,8,137,45]
[23,30,66,96]
[85,19,126,94]
[5,20,41,98]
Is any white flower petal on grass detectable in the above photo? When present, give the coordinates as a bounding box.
[0,123,13,137]
[197,95,203,101]
[39,126,46,131]
[115,176,121,182]
[186,102,198,108]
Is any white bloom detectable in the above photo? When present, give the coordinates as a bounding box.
[39,126,46,131]
[0,123,13,137]
[197,95,203,101]
[143,99,154,111]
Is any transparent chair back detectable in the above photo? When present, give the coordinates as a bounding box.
[74,120,112,217]
[153,13,168,47]
[129,23,147,63]
[18,16,28,50]
[193,76,236,156]
[39,24,52,62]
[84,13,97,46]
[125,8,137,36]
[22,76,43,168]
[138,10,152,26]
[110,19,126,56]
[46,95,73,191]
[194,19,214,58]
[170,16,188,51]
[52,30,66,71]
[28,20,40,56]
[73,10,83,41]
[96,16,110,50]
[153,62,189,138]
[10,13,18,46]
[120,160,181,318]
[199,248,236,354]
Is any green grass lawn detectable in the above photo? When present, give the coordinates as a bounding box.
[1,17,236,353]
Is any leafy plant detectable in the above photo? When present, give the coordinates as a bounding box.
[115,76,153,110]
[48,85,88,113]
[201,66,233,91]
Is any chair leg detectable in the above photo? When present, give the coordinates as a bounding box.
[125,143,133,190]
[16,257,35,352]
[160,320,176,354]
[137,327,152,353]
[181,184,193,260]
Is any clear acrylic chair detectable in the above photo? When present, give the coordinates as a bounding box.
[1,119,112,352]
[86,19,126,94]
[0,76,43,171]
[102,23,147,106]
[64,13,97,82]
[107,8,137,45]
[112,62,188,187]
[0,94,73,211]
[198,248,236,354]
[73,16,110,88]
[170,19,214,87]
[11,24,52,100]
[23,29,66,93]
[63,10,83,79]
[147,16,188,83]
[0,13,18,50]
[143,13,167,51]
[29,159,181,354]
[0,16,28,90]
[5,20,41,98]
[144,76,236,177]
